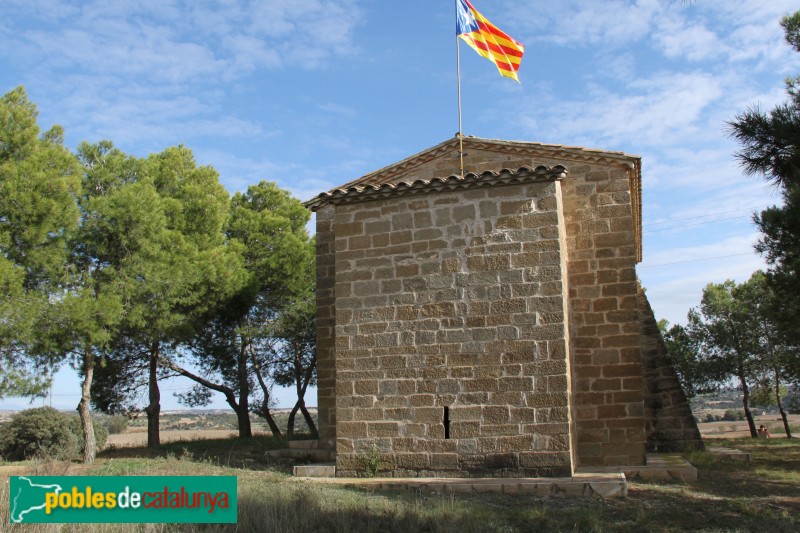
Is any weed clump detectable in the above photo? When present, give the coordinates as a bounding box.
[362,443,381,478]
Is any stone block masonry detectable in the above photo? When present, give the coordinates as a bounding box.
[333,177,574,477]
[306,136,702,477]
[315,205,337,449]
[638,284,704,453]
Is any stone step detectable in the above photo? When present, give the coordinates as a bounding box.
[294,463,336,478]
[288,439,321,449]
[266,448,336,462]
[304,473,626,498]
[575,453,697,482]
[707,447,751,462]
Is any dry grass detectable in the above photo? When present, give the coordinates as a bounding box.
[2,437,799,532]
[106,430,242,448]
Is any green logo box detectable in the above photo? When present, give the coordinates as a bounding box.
[9,476,237,524]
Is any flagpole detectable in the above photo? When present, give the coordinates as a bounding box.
[456,3,465,176]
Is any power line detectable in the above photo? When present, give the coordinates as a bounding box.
[48,385,196,398]
[638,252,757,269]
[643,214,752,234]
[643,205,768,227]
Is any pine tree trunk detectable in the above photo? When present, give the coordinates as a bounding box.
[237,340,252,438]
[296,355,318,438]
[145,341,161,448]
[78,347,96,464]
[259,405,283,440]
[778,402,792,438]
[236,405,252,439]
[250,345,283,440]
[299,402,319,439]
[739,367,758,438]
[286,403,300,439]
[775,368,792,438]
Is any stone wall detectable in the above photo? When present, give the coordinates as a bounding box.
[310,138,693,475]
[331,177,574,477]
[410,146,647,467]
[638,285,704,452]
[559,165,647,467]
[315,205,337,448]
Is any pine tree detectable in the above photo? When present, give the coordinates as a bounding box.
[729,11,800,345]
[0,87,81,398]
[168,181,313,440]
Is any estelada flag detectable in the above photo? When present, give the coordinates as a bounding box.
[456,0,524,82]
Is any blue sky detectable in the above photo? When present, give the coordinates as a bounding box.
[2,0,798,411]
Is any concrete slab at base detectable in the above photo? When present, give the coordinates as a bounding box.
[266,448,336,462]
[707,447,751,462]
[302,473,627,499]
[288,439,321,449]
[575,453,697,482]
[294,463,336,477]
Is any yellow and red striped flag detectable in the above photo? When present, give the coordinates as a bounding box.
[456,0,524,82]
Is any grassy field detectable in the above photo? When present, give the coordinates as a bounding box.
[103,410,314,448]
[696,413,799,439]
[2,435,799,532]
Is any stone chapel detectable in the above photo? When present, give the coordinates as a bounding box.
[305,136,702,478]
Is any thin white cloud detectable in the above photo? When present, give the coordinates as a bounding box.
[193,147,366,203]
[654,17,724,62]
[498,0,798,72]
[4,1,363,82]
[643,146,734,187]
[641,232,761,267]
[195,148,294,195]
[317,102,357,118]
[0,0,364,154]
[499,0,661,47]
[518,71,723,149]
[639,231,767,323]
[665,0,798,69]
[224,34,283,73]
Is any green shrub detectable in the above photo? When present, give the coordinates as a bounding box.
[0,407,107,461]
[104,415,129,435]
[722,409,745,422]
[68,414,108,451]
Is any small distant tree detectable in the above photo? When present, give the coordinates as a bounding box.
[659,318,717,397]
[691,280,761,437]
[685,273,799,438]
[739,272,796,438]
[785,384,800,414]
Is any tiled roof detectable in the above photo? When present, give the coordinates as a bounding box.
[304,165,567,211]
[325,136,640,192]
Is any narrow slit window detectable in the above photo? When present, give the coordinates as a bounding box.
[444,406,450,439]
